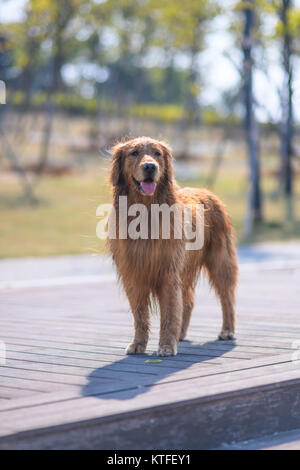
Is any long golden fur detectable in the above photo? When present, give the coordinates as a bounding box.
[108,136,238,356]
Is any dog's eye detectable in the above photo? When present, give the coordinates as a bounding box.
[154,151,161,157]
[131,150,139,156]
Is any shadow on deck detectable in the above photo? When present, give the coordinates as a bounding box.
[82,340,236,400]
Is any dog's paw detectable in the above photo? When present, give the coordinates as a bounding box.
[157,344,177,356]
[125,342,146,355]
[218,330,235,341]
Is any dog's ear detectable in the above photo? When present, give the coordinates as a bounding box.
[160,141,174,184]
[110,142,125,186]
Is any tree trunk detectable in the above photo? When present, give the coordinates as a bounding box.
[242,2,263,239]
[279,0,294,221]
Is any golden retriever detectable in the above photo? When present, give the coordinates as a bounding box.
[108,136,238,356]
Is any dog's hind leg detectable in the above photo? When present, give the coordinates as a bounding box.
[204,235,238,340]
[180,284,195,341]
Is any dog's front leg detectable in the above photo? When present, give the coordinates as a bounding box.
[125,291,150,355]
[157,274,182,356]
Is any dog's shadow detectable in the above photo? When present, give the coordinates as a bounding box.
[81,339,236,401]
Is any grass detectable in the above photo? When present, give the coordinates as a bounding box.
[0,168,111,258]
[0,163,300,258]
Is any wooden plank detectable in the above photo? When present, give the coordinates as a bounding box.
[5,350,224,372]
[0,376,82,393]
[2,329,298,351]
[4,341,288,363]
[0,351,297,412]
[1,362,300,449]
[0,255,299,448]
[5,342,255,362]
[1,344,295,397]
[3,313,300,334]
[0,386,46,399]
[4,346,220,370]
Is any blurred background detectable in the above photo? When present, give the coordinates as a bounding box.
[0,0,300,258]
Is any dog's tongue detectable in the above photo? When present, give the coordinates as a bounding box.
[140,181,156,194]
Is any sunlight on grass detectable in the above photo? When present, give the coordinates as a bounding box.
[0,169,111,258]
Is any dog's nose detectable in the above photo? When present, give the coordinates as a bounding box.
[142,162,157,175]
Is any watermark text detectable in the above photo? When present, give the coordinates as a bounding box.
[96,197,204,251]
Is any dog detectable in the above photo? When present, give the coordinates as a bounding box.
[108,136,238,356]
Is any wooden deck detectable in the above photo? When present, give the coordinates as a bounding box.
[0,245,300,449]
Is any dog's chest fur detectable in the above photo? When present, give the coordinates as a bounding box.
[110,235,184,290]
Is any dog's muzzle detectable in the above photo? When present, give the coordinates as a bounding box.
[142,162,157,178]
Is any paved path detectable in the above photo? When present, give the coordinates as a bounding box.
[0,241,300,449]
[1,241,300,288]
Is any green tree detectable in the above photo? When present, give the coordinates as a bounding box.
[230,1,263,237]
[259,0,300,219]
[149,0,219,125]
[272,0,300,220]
[89,0,156,108]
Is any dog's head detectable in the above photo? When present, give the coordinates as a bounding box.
[110,137,174,196]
